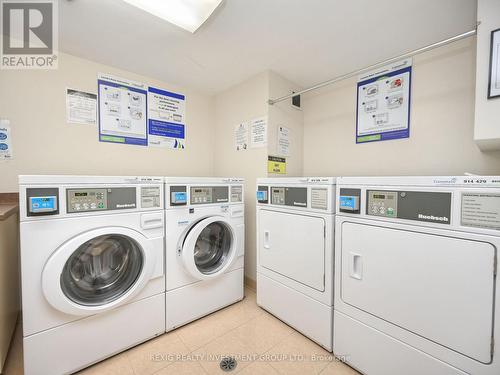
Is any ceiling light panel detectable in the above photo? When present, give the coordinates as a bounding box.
[122,0,223,33]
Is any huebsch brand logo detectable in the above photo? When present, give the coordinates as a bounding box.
[418,213,449,222]
[1,0,58,69]
[116,203,136,209]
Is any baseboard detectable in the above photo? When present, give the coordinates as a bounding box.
[244,276,256,291]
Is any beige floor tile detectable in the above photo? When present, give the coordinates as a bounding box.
[231,312,293,354]
[215,294,264,328]
[266,331,333,375]
[237,361,280,375]
[77,352,133,375]
[192,330,255,375]
[175,308,241,352]
[176,295,263,352]
[320,360,361,375]
[126,332,190,375]
[154,360,208,374]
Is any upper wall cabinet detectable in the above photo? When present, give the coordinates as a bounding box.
[474,0,500,150]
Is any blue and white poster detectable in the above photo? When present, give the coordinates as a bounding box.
[148,87,186,149]
[356,58,412,143]
[0,119,13,160]
[98,73,148,146]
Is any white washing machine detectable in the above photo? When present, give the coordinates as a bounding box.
[164,177,245,331]
[256,177,336,351]
[19,175,165,375]
[335,176,500,375]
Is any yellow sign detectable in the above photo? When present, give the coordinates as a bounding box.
[268,155,286,174]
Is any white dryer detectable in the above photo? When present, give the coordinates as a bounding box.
[256,177,336,351]
[19,175,165,375]
[164,177,245,331]
[335,176,500,375]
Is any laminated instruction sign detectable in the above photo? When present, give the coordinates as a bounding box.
[148,87,186,149]
[356,59,412,143]
[98,74,148,146]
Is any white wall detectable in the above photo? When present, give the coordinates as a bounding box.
[267,72,304,176]
[0,52,215,192]
[213,71,304,281]
[303,37,500,177]
[474,0,500,150]
[213,71,269,281]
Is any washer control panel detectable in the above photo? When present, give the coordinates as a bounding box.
[67,189,107,212]
[190,186,229,205]
[367,190,398,217]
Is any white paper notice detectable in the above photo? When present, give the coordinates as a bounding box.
[0,119,13,160]
[250,116,267,148]
[234,122,249,151]
[277,125,291,156]
[66,88,97,125]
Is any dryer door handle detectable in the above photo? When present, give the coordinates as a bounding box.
[264,230,271,249]
[349,252,363,280]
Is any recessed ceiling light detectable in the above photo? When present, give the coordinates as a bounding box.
[122,0,223,33]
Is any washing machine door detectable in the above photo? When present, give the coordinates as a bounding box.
[181,216,237,280]
[42,226,157,316]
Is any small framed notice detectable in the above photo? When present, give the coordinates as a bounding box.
[488,28,500,99]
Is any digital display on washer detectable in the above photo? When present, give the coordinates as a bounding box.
[29,196,58,213]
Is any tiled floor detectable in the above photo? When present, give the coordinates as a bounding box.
[3,289,359,375]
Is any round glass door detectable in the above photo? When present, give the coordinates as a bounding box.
[60,234,143,306]
[192,221,233,275]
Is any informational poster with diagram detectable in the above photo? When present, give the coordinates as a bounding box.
[148,87,186,149]
[98,73,148,146]
[0,119,13,160]
[356,59,412,143]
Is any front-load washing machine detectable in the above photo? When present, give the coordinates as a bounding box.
[335,176,500,375]
[256,177,336,351]
[164,177,245,331]
[19,175,165,375]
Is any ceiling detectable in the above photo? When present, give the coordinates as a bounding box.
[60,0,477,95]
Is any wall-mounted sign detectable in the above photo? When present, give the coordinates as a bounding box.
[250,116,267,148]
[0,119,13,160]
[235,122,248,151]
[66,88,97,125]
[356,59,412,143]
[98,73,148,146]
[148,87,186,149]
[488,28,500,99]
[268,155,286,174]
[277,125,290,156]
